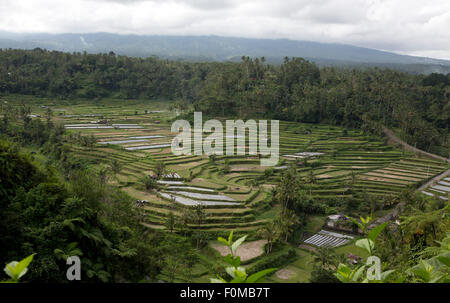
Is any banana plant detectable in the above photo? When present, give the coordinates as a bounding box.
[210,231,277,283]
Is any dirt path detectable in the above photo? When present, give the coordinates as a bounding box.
[275,268,295,280]
[211,240,267,262]
[382,127,449,164]
[383,126,450,191]
[382,126,450,192]
[365,128,450,229]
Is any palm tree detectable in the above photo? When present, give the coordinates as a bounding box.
[98,167,110,185]
[177,207,192,235]
[191,204,208,227]
[350,169,356,185]
[190,205,209,248]
[110,159,122,179]
[86,134,96,150]
[276,209,299,242]
[346,169,356,191]
[164,255,184,283]
[313,247,337,269]
[154,161,166,179]
[274,168,300,215]
[166,212,176,233]
[305,168,316,196]
[259,221,279,254]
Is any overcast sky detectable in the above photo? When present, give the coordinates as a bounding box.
[0,0,449,59]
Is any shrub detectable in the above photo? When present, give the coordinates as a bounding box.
[141,175,158,191]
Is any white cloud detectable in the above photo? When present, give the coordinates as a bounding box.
[0,0,449,59]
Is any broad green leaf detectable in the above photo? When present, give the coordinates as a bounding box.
[352,265,366,282]
[223,254,233,265]
[429,273,445,283]
[4,261,18,279]
[410,260,433,282]
[228,231,234,245]
[334,272,349,283]
[217,237,229,246]
[347,216,364,231]
[368,222,388,242]
[360,216,367,224]
[393,275,407,283]
[210,275,227,283]
[231,235,247,255]
[246,268,277,283]
[337,263,351,276]
[67,242,78,251]
[224,255,241,267]
[335,263,352,283]
[356,239,374,254]
[230,277,246,283]
[380,269,395,281]
[4,254,35,280]
[437,256,450,267]
[234,267,247,281]
[232,256,241,267]
[54,248,64,255]
[225,266,236,279]
[410,267,429,282]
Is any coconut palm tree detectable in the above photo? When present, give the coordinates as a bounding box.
[177,207,192,235]
[305,168,316,196]
[166,212,176,233]
[98,167,110,185]
[274,168,300,215]
[276,209,300,242]
[110,158,122,179]
[154,161,166,179]
[259,221,279,254]
[313,247,340,269]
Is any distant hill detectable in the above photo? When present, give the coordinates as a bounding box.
[1,32,449,74]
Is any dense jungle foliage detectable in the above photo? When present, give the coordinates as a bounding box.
[0,49,448,155]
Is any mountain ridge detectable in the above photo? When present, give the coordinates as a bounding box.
[0,32,449,73]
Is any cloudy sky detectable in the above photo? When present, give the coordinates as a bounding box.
[0,0,449,59]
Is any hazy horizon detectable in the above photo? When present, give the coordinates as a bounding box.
[2,31,450,64]
[1,0,449,60]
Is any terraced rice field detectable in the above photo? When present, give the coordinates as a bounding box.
[421,177,450,201]
[52,103,449,234]
[17,98,448,283]
[303,230,354,248]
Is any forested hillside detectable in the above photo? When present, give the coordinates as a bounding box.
[1,33,450,74]
[0,48,448,156]
[0,128,199,282]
